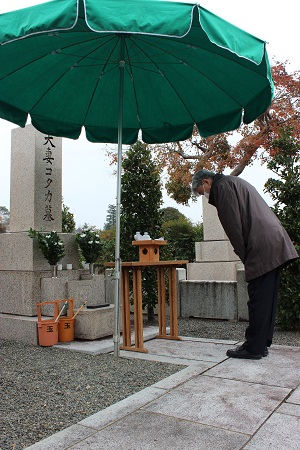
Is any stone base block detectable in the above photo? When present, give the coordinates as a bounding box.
[195,240,240,262]
[40,276,68,315]
[0,313,39,345]
[74,305,115,340]
[180,280,237,320]
[0,232,80,271]
[0,270,49,316]
[0,269,108,317]
[68,274,106,309]
[187,261,239,281]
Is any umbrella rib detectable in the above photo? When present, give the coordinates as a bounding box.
[29,36,119,114]
[131,35,263,108]
[129,37,198,124]
[123,39,142,130]
[0,34,116,81]
[81,39,121,124]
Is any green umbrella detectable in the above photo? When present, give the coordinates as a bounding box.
[0,0,274,355]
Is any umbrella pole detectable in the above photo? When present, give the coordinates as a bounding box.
[114,36,125,358]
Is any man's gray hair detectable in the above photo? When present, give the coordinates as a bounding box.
[191,169,216,194]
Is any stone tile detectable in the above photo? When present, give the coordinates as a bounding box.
[182,336,239,344]
[24,424,96,449]
[71,410,249,450]
[55,326,160,354]
[244,412,300,450]
[277,402,300,417]
[143,375,290,435]
[79,386,166,429]
[204,346,300,389]
[286,384,300,404]
[152,363,216,390]
[120,349,193,366]
[144,338,229,362]
[121,343,219,369]
[55,338,114,354]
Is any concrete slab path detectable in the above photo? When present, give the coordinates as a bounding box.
[25,334,300,450]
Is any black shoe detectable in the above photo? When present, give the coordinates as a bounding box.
[263,347,269,357]
[226,346,262,360]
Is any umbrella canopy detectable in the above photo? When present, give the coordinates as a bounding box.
[0,0,273,143]
[0,0,274,356]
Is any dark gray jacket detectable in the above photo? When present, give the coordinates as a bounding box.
[209,175,298,282]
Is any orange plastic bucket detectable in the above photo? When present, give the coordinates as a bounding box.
[56,298,75,342]
[37,301,59,346]
[58,317,75,342]
[37,320,59,346]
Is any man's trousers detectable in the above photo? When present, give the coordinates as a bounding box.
[244,266,282,355]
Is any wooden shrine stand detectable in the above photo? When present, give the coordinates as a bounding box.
[106,240,188,353]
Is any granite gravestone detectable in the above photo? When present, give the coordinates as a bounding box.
[0,125,112,344]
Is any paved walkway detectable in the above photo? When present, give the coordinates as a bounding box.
[26,331,300,449]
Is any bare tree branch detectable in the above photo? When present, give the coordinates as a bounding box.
[170,141,214,161]
[230,160,250,176]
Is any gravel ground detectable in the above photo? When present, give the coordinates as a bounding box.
[1,318,299,450]
[178,318,300,347]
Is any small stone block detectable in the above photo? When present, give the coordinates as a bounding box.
[74,305,115,340]
[187,261,239,281]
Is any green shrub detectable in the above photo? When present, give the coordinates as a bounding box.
[264,128,300,330]
[162,218,203,262]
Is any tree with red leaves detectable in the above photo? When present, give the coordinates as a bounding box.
[151,61,300,205]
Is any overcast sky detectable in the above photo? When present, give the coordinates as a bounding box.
[0,0,299,229]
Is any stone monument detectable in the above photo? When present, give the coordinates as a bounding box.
[0,125,112,344]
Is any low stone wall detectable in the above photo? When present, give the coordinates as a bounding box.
[180,280,238,320]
